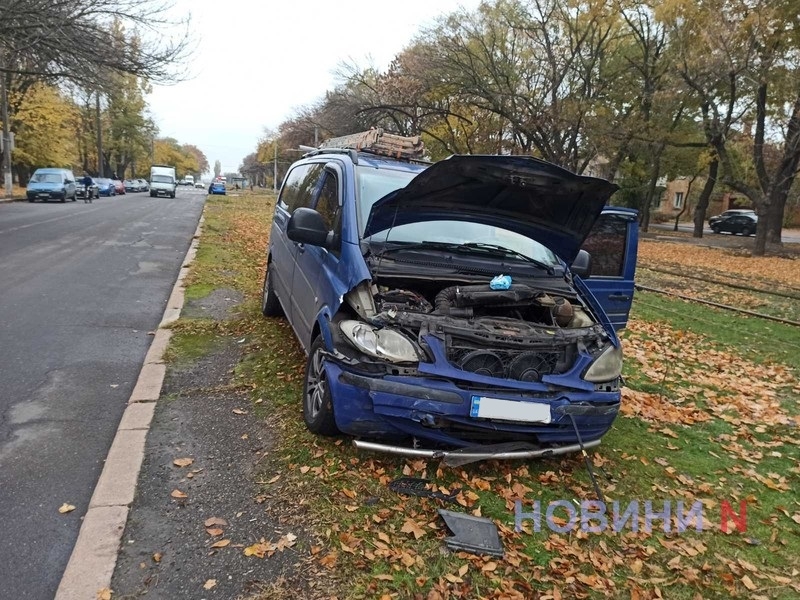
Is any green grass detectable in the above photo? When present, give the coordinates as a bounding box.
[164,195,800,599]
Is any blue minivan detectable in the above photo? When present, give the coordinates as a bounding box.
[26,168,77,202]
[262,132,638,460]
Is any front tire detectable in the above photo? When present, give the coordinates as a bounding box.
[261,266,283,317]
[303,337,339,436]
[741,226,753,236]
[711,226,720,234]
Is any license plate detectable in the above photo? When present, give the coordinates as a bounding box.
[470,396,551,424]
[38,194,49,198]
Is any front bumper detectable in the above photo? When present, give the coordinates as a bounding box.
[353,438,600,462]
[27,190,65,200]
[326,359,621,448]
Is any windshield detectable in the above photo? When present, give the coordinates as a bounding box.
[367,221,560,267]
[152,175,173,184]
[31,173,62,184]
[355,165,421,234]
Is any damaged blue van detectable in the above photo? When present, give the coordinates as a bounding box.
[261,130,638,460]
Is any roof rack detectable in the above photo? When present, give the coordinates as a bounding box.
[318,128,425,161]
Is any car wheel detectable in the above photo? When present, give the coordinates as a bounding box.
[60,194,66,203]
[741,226,753,236]
[261,265,283,317]
[303,336,339,436]
[28,197,34,203]
[72,194,77,202]
[711,226,720,234]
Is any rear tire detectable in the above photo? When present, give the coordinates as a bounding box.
[303,337,339,436]
[741,226,753,236]
[711,226,720,234]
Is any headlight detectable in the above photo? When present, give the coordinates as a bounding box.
[583,345,623,382]
[339,320,419,364]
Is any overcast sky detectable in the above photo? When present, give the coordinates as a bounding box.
[148,0,482,175]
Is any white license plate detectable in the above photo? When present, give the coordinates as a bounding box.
[470,396,551,424]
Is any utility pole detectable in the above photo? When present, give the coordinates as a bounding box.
[95,91,104,177]
[273,143,277,193]
[1,62,13,197]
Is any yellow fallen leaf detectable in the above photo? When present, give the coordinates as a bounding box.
[203,579,217,590]
[58,503,76,514]
[170,489,188,499]
[210,539,230,548]
[96,588,112,600]
[741,575,756,591]
[173,458,194,468]
[152,552,162,563]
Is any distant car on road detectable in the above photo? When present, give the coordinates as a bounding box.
[711,213,758,236]
[95,178,116,197]
[194,181,205,189]
[708,209,755,228]
[209,181,226,195]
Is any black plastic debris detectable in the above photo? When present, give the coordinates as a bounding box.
[438,509,504,557]
[388,477,461,503]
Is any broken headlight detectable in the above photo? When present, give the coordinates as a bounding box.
[339,320,419,364]
[583,345,623,383]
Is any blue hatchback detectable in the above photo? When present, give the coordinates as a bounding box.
[262,132,638,460]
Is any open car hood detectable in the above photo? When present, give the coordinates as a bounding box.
[363,155,619,263]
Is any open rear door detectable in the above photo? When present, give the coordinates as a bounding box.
[579,207,638,331]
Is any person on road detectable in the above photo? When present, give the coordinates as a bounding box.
[81,173,94,203]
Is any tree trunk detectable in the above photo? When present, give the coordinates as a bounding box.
[641,146,664,233]
[693,158,718,238]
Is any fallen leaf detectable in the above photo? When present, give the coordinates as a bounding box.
[152,552,162,563]
[58,503,76,514]
[203,579,217,590]
[232,408,247,415]
[96,588,112,600]
[204,517,228,528]
[741,575,756,591]
[173,458,194,468]
[170,489,188,499]
[400,518,426,540]
[206,528,224,536]
[210,539,230,548]
[266,475,280,484]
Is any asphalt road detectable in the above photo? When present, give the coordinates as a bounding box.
[0,187,206,599]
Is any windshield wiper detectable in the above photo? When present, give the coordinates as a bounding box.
[372,241,556,274]
[462,243,556,275]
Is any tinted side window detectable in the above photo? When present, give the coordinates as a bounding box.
[580,214,627,277]
[278,163,326,213]
[315,172,339,232]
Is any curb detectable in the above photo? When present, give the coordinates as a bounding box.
[54,215,204,600]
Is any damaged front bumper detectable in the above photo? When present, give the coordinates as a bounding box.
[353,438,601,463]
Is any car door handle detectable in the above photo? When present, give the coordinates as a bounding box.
[608,293,631,301]
[295,243,305,253]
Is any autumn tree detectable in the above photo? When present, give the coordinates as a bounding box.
[666,0,800,254]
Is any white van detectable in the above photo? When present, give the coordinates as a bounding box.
[150,165,177,198]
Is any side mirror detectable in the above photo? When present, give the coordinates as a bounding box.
[287,207,330,247]
[571,249,592,278]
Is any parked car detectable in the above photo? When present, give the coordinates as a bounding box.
[711,213,758,236]
[195,181,205,189]
[708,209,755,228]
[260,131,638,460]
[76,177,99,200]
[209,181,226,195]
[136,178,149,191]
[95,178,116,196]
[26,168,77,202]
[123,179,142,192]
[113,179,126,195]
